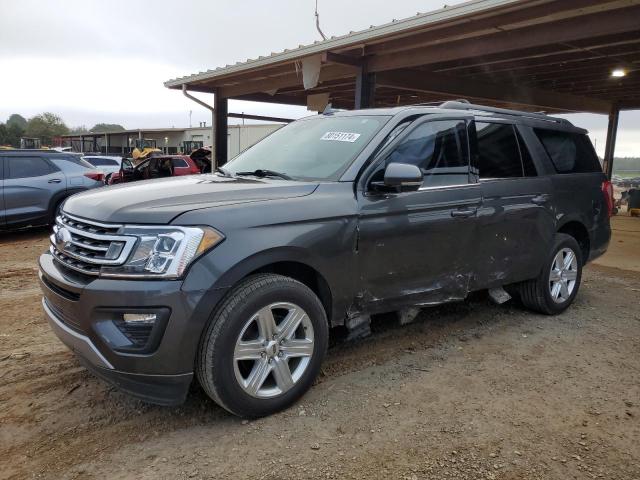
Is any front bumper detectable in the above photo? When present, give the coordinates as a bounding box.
[39,252,227,405]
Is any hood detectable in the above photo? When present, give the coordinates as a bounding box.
[63,174,319,224]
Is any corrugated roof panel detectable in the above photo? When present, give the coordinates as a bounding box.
[164,0,521,88]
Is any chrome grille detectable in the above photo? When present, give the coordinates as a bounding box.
[50,212,136,276]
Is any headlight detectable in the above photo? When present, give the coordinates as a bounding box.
[100,226,223,279]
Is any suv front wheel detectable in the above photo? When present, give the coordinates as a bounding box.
[197,274,328,418]
[518,233,583,315]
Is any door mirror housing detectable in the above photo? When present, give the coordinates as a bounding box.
[383,163,423,191]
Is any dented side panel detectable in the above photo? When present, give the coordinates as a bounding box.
[355,184,482,313]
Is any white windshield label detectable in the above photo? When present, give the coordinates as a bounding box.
[320,131,361,143]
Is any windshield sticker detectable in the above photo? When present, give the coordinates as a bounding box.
[320,131,361,143]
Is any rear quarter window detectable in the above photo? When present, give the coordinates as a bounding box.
[51,156,94,172]
[534,129,601,174]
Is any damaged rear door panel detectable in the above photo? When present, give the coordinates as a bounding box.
[469,120,556,289]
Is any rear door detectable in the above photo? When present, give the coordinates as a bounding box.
[471,120,555,289]
[531,127,610,259]
[357,117,482,310]
[4,155,65,226]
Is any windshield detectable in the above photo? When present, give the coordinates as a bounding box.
[225,115,389,181]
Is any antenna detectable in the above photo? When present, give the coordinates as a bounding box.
[315,0,327,40]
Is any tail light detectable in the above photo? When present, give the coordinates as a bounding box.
[84,171,105,183]
[601,180,614,217]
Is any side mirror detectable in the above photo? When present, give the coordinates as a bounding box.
[383,163,423,192]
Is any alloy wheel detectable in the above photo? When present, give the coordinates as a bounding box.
[549,247,578,303]
[233,302,314,398]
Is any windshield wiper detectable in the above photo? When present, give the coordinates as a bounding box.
[235,169,292,180]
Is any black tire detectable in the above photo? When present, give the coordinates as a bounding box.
[196,274,328,418]
[518,233,583,315]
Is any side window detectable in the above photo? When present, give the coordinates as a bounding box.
[171,158,189,168]
[534,129,601,173]
[386,119,469,187]
[7,156,53,179]
[476,122,524,178]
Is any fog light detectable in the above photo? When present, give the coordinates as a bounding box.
[123,313,157,324]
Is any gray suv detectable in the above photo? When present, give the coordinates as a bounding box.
[39,102,612,417]
[1,150,104,229]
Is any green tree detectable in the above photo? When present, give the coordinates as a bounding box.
[90,123,125,133]
[70,125,89,134]
[0,123,8,146]
[1,122,24,147]
[7,113,27,130]
[25,112,69,146]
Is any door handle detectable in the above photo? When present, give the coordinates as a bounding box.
[531,194,549,205]
[451,207,477,218]
[48,178,62,184]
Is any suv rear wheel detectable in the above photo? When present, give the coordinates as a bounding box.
[197,274,328,418]
[517,233,583,315]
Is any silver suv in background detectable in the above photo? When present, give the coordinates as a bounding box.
[0,150,104,229]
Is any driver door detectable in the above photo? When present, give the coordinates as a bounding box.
[356,117,482,312]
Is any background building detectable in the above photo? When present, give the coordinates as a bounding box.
[59,123,282,158]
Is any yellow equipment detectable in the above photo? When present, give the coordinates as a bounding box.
[132,147,162,161]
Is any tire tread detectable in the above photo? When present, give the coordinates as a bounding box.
[196,273,325,416]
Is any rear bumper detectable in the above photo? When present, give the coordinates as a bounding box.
[587,221,611,263]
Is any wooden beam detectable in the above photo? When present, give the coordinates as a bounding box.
[321,52,363,67]
[368,5,640,73]
[218,64,355,98]
[234,92,307,106]
[375,69,612,114]
[364,0,611,56]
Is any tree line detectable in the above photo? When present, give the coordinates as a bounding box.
[0,113,124,147]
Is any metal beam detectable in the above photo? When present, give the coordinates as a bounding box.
[228,112,294,123]
[214,92,228,167]
[603,106,620,179]
[376,69,612,114]
[368,5,640,73]
[354,61,375,109]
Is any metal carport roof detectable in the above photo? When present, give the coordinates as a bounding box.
[165,0,640,171]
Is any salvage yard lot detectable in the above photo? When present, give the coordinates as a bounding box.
[1,218,639,480]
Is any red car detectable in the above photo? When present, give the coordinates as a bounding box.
[107,155,202,185]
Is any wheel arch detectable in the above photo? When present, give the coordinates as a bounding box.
[209,247,336,325]
[557,220,590,265]
[48,188,87,222]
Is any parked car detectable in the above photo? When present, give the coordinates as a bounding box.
[0,150,104,229]
[39,102,611,417]
[107,155,201,184]
[82,155,123,179]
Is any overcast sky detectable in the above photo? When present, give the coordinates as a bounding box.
[0,0,638,156]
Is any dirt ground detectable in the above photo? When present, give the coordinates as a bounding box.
[1,218,639,480]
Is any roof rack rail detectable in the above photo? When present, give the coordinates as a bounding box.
[439,101,570,125]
